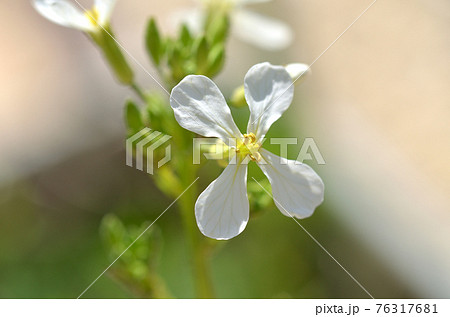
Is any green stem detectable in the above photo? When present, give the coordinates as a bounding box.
[130,83,146,102]
[178,163,215,298]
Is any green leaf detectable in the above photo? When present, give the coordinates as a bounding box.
[179,24,192,47]
[168,44,184,82]
[145,17,162,66]
[206,15,229,46]
[194,36,209,74]
[206,44,225,77]
[125,100,143,134]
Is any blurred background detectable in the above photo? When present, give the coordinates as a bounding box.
[0,0,449,298]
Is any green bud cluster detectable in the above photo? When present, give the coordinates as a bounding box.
[124,12,232,195]
[145,15,229,85]
[100,214,171,298]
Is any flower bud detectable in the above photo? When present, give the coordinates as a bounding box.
[230,85,247,108]
[285,63,311,85]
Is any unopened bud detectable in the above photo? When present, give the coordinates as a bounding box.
[230,85,247,108]
[285,63,311,85]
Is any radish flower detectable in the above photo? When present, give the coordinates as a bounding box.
[170,62,324,240]
[33,0,117,32]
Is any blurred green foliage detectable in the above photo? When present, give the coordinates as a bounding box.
[0,146,412,298]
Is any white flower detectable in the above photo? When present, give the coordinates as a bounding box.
[170,62,324,240]
[175,0,293,51]
[32,0,117,32]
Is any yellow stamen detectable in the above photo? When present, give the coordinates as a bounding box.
[249,152,261,162]
[243,133,256,144]
[237,133,261,162]
[85,7,100,27]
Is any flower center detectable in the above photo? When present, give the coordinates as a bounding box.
[236,133,261,162]
[85,7,100,27]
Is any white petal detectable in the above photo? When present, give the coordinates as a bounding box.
[285,63,311,84]
[95,0,117,26]
[195,161,249,240]
[170,8,203,35]
[244,62,294,139]
[258,149,324,218]
[232,9,293,50]
[170,75,242,145]
[33,0,94,32]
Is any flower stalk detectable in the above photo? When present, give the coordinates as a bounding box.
[89,26,134,85]
[178,176,215,298]
[171,128,216,298]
